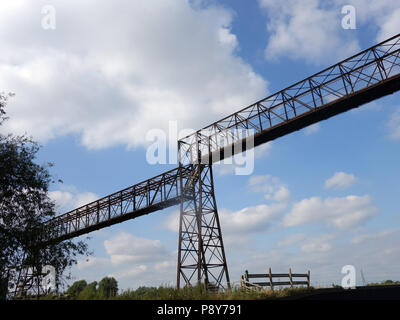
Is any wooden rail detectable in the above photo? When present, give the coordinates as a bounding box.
[241,268,310,290]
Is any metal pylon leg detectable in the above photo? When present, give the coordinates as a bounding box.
[177,164,230,290]
[11,265,43,298]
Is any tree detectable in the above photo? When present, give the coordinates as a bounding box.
[65,280,87,297]
[0,94,89,299]
[78,281,98,300]
[98,277,118,298]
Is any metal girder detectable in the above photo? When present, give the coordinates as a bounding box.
[178,33,400,166]
[43,166,194,243]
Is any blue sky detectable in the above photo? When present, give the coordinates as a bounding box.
[1,0,400,290]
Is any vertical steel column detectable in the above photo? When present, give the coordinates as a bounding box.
[177,140,230,290]
[12,265,44,298]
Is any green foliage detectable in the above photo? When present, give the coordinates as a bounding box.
[115,285,314,300]
[368,279,400,286]
[65,280,87,297]
[0,94,90,299]
[98,277,118,298]
[78,281,98,300]
[30,280,314,300]
[65,277,119,300]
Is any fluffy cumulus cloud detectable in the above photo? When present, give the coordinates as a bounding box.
[48,186,98,212]
[259,0,360,64]
[109,265,148,280]
[248,174,291,202]
[163,202,284,236]
[73,231,177,288]
[283,195,378,229]
[324,172,359,190]
[162,202,285,250]
[337,0,400,41]
[219,203,285,234]
[259,0,400,65]
[0,0,267,149]
[298,234,334,253]
[104,232,172,265]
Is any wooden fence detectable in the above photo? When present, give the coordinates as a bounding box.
[241,268,310,290]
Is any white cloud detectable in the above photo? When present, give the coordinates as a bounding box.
[161,202,285,250]
[336,0,400,42]
[259,0,360,64]
[259,0,400,65]
[49,187,99,213]
[248,174,291,202]
[254,142,273,159]
[283,195,377,229]
[0,0,267,150]
[109,265,148,280]
[159,174,290,247]
[104,232,171,265]
[214,142,273,176]
[277,233,307,247]
[77,257,109,270]
[278,233,334,253]
[324,172,359,190]
[351,229,399,244]
[304,123,321,135]
[237,226,400,288]
[162,210,180,233]
[299,235,334,253]
[269,186,291,203]
[163,202,284,236]
[219,203,285,234]
[377,8,400,41]
[154,260,175,272]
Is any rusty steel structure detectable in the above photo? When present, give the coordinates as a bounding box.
[14,33,400,295]
[178,33,400,165]
[44,166,193,243]
[176,164,229,290]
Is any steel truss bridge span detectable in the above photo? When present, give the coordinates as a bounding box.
[29,33,400,293]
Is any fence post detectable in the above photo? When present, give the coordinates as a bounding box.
[245,270,249,283]
[240,275,245,288]
[307,270,310,288]
[289,268,293,288]
[268,267,274,290]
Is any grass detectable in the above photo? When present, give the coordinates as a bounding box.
[115,285,314,300]
[31,285,315,300]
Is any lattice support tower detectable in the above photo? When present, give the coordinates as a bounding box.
[176,162,230,290]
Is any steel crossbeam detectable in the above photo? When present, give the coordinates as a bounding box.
[178,33,400,165]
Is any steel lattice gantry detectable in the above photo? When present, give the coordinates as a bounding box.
[28,32,400,294]
[175,32,400,290]
[43,166,194,243]
[178,33,400,165]
[176,163,229,290]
